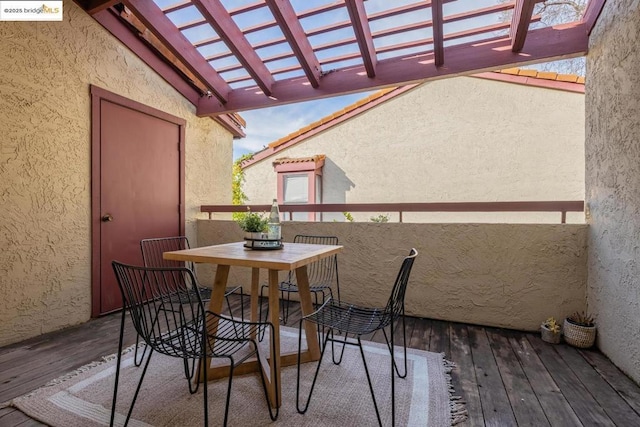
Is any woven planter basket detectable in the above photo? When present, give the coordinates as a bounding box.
[563,318,596,348]
[540,324,561,344]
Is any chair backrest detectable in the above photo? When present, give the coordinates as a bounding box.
[289,235,339,288]
[384,248,418,321]
[141,236,194,272]
[112,261,205,357]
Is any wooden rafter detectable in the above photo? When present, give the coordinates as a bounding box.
[123,0,230,103]
[510,0,537,52]
[264,0,321,88]
[191,0,274,97]
[431,0,444,66]
[345,0,376,78]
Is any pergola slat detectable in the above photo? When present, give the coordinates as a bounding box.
[431,0,444,67]
[345,0,376,78]
[123,0,230,103]
[510,0,537,52]
[265,0,322,89]
[191,0,274,97]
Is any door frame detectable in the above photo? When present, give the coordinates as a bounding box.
[90,85,186,317]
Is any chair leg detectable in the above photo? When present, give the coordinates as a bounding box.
[381,315,408,379]
[133,334,148,367]
[255,331,280,421]
[357,337,383,427]
[110,310,127,427]
[222,357,235,427]
[184,358,200,394]
[296,321,331,414]
[123,346,155,426]
[330,328,349,365]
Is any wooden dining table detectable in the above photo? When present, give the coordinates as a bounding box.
[163,240,343,409]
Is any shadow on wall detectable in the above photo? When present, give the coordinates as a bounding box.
[321,157,354,222]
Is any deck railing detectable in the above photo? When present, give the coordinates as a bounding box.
[201,201,584,224]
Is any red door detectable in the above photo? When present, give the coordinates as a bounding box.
[91,86,185,315]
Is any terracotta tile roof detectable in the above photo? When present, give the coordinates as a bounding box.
[267,86,406,150]
[242,68,584,168]
[496,68,585,84]
[272,155,326,165]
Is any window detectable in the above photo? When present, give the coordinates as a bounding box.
[273,155,325,221]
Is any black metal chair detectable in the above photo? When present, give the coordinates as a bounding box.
[110,262,278,427]
[295,248,418,427]
[259,235,340,325]
[138,236,245,369]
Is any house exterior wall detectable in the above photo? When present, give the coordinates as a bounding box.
[586,0,640,383]
[197,220,588,331]
[242,77,585,224]
[0,0,233,346]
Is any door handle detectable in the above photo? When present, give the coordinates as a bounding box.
[102,213,114,222]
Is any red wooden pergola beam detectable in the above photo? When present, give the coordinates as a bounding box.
[265,0,321,89]
[91,7,244,138]
[345,0,376,78]
[582,0,607,35]
[192,0,274,97]
[123,0,230,104]
[510,0,537,52]
[431,0,444,66]
[197,23,588,116]
[81,0,119,15]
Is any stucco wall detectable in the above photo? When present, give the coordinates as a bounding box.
[243,77,585,224]
[0,0,233,346]
[586,0,640,382]
[197,220,588,331]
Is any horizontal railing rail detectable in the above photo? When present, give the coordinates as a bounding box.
[201,201,584,224]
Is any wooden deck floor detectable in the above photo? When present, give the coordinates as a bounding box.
[1,296,640,426]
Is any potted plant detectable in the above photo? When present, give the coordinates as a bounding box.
[236,210,281,249]
[540,317,562,344]
[563,311,596,348]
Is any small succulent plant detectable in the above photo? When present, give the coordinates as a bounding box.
[567,311,595,327]
[542,317,561,334]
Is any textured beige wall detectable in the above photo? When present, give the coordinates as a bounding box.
[197,220,587,331]
[586,0,640,382]
[243,77,585,224]
[0,0,233,346]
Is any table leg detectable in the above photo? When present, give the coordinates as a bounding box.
[197,264,230,382]
[295,266,321,360]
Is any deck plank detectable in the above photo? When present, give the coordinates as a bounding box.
[555,342,640,426]
[527,334,616,426]
[486,329,550,426]
[508,333,582,427]
[449,323,483,427]
[579,348,640,415]
[467,325,518,427]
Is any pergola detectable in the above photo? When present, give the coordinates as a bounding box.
[75,0,604,121]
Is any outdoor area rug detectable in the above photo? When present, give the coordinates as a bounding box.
[10,327,467,426]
